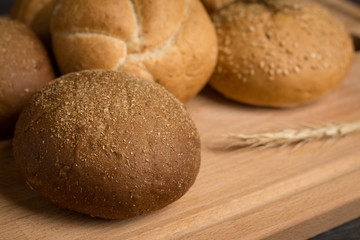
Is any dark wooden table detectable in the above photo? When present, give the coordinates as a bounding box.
[1,0,360,239]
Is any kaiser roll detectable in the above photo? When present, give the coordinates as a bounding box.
[210,0,354,108]
[13,70,201,219]
[0,17,55,135]
[10,0,58,46]
[50,0,218,102]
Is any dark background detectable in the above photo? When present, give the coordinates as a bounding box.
[1,0,360,239]
[0,1,13,14]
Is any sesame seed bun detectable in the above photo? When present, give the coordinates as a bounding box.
[210,0,354,108]
[13,70,201,219]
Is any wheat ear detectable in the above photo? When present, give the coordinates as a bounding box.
[223,121,360,148]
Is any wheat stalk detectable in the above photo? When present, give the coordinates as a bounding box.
[223,120,360,148]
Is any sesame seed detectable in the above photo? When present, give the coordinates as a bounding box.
[225,37,231,45]
[248,26,255,32]
[301,15,309,20]
[259,61,265,69]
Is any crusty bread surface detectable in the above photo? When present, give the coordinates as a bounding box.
[13,70,201,219]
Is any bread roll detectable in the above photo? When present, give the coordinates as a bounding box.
[201,0,235,12]
[13,70,201,219]
[10,0,58,46]
[0,17,55,136]
[210,0,354,108]
[51,0,218,102]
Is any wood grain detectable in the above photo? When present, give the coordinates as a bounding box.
[1,0,360,239]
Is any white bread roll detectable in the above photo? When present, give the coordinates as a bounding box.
[51,0,218,102]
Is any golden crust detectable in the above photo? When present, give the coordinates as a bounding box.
[209,0,354,107]
[10,0,58,46]
[13,70,201,219]
[51,0,218,102]
[140,0,218,102]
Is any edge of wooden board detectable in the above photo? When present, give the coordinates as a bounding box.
[182,166,360,240]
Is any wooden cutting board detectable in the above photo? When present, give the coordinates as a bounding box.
[1,0,360,239]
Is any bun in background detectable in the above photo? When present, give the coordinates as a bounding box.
[10,0,58,46]
[0,17,55,135]
[51,0,218,102]
[210,0,354,107]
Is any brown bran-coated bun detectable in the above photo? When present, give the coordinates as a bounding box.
[0,17,55,135]
[51,0,218,102]
[13,70,201,219]
[201,0,235,12]
[210,0,354,108]
[10,0,58,46]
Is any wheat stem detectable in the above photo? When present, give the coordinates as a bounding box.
[223,120,360,148]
